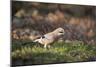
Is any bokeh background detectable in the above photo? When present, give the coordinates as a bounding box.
[11,1,96,66]
[12,1,96,44]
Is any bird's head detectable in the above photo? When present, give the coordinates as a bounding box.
[54,27,65,36]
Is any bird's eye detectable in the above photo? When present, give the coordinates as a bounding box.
[59,31,63,33]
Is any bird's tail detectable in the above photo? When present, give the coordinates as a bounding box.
[33,37,43,42]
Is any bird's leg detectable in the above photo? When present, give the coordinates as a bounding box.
[44,44,47,48]
[48,45,51,48]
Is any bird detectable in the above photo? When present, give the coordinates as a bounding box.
[33,27,65,48]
